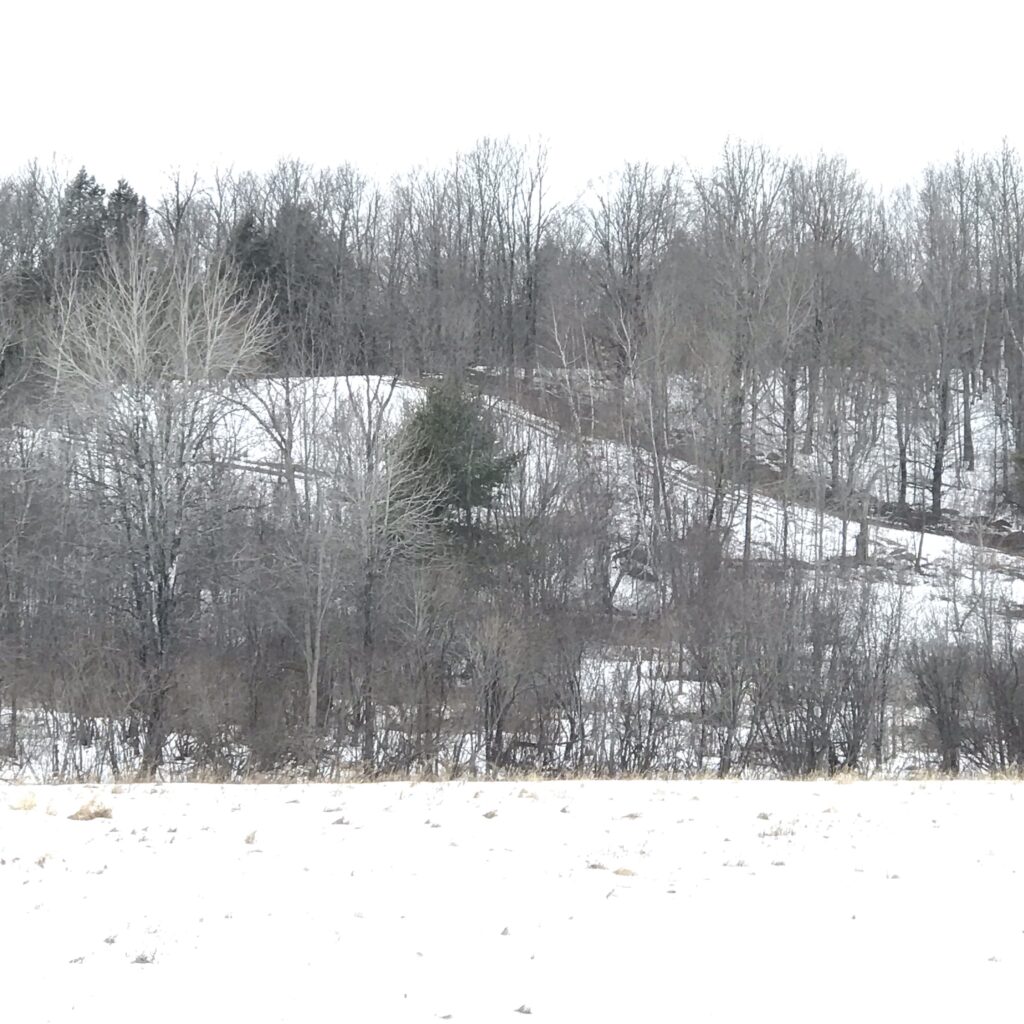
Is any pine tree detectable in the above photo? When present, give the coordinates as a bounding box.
[396,379,518,532]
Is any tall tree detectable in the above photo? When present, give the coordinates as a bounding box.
[46,240,270,773]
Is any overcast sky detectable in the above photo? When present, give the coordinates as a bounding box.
[2,0,1020,202]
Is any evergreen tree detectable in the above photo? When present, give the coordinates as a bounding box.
[226,207,337,370]
[267,200,337,370]
[57,168,108,281]
[396,379,518,532]
[106,179,148,254]
[227,210,277,298]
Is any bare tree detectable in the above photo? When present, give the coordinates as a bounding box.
[45,237,270,774]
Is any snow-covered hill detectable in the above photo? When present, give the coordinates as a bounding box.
[5,370,1024,782]
[484,371,1024,626]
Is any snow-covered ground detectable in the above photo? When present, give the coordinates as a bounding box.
[2,780,1021,1022]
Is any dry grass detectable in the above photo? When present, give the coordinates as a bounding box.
[9,764,1022,792]
[758,824,796,838]
[9,792,37,811]
[68,799,112,821]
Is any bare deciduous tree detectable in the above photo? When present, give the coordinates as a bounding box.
[46,238,270,774]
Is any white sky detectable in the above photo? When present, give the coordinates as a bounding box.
[2,0,1021,203]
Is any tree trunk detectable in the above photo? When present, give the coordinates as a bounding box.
[932,371,950,518]
[140,678,168,778]
[855,497,869,564]
[896,391,910,507]
[803,366,818,456]
[742,376,758,571]
[6,685,15,759]
[783,362,798,476]
[305,611,320,733]
[962,367,974,471]
[359,567,376,772]
[828,386,841,494]
[729,345,745,477]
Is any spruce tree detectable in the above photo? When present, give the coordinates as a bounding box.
[57,168,108,280]
[396,379,518,532]
[106,179,148,254]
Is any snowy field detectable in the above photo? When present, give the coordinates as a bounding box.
[2,780,1022,1022]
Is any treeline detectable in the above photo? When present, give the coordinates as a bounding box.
[1,142,1024,779]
